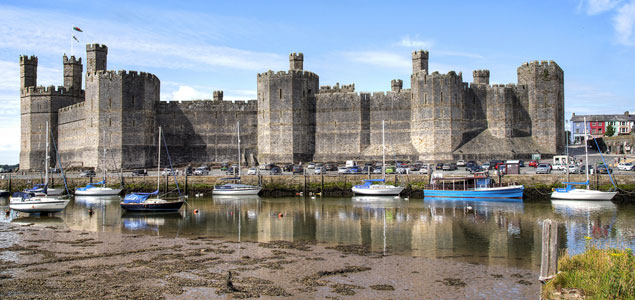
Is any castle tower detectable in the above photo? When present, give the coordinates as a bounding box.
[257,53,319,163]
[517,60,565,154]
[63,54,83,90]
[213,90,223,101]
[391,79,403,92]
[472,70,490,85]
[289,53,303,71]
[20,55,37,89]
[412,50,429,74]
[86,44,108,73]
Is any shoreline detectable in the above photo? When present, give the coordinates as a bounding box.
[0,221,539,299]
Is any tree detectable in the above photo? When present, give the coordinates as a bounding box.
[605,124,616,137]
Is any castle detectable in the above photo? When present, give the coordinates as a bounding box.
[19,44,564,171]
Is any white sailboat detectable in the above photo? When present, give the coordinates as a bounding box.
[213,121,262,195]
[75,142,122,196]
[551,117,617,201]
[352,120,404,196]
[10,122,70,213]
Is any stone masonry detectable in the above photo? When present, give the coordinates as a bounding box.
[19,44,564,171]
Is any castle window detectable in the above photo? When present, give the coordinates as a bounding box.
[132,96,135,107]
[308,89,312,95]
[109,118,112,127]
[303,90,306,97]
[473,95,476,104]
[132,119,135,127]
[109,98,112,109]
[424,94,427,105]
[279,89,282,99]
[441,92,443,102]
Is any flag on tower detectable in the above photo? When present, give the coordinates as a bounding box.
[73,35,79,43]
[73,26,83,32]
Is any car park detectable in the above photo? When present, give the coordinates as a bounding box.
[247,168,257,175]
[536,164,552,174]
[618,162,634,171]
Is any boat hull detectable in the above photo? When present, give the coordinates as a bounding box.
[75,188,123,196]
[9,198,70,213]
[423,185,524,199]
[212,187,262,195]
[352,186,404,196]
[120,200,184,212]
[551,189,617,201]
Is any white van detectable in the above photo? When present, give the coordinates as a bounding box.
[345,160,357,168]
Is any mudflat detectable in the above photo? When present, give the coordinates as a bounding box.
[0,222,539,299]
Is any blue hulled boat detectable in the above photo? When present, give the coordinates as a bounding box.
[423,172,524,199]
[121,190,184,212]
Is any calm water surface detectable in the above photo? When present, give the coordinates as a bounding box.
[1,195,634,271]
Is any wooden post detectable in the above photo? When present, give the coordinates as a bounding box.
[540,219,559,282]
[303,168,307,196]
[164,174,168,193]
[184,173,189,196]
[321,171,324,195]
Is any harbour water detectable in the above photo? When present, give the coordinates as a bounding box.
[1,196,634,271]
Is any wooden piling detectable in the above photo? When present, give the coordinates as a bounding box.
[184,174,189,195]
[539,219,559,282]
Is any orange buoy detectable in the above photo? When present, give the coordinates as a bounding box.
[193,209,199,214]
[278,213,283,218]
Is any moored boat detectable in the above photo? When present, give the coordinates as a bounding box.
[352,179,404,195]
[75,180,123,196]
[212,121,261,196]
[423,172,524,199]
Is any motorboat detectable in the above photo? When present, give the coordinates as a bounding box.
[0,189,9,197]
[212,121,261,195]
[423,172,524,199]
[121,126,185,212]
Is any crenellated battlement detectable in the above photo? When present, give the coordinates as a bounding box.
[59,101,85,112]
[319,82,355,93]
[213,90,223,101]
[520,60,562,72]
[473,69,490,77]
[86,43,108,52]
[158,99,257,111]
[20,55,38,65]
[412,50,429,59]
[21,85,85,97]
[85,70,159,81]
[257,69,319,79]
[63,55,82,64]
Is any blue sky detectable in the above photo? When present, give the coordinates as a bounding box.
[1,0,634,164]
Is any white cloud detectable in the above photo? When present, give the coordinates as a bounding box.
[614,1,635,45]
[344,51,411,69]
[398,36,434,49]
[580,0,623,15]
[167,86,210,101]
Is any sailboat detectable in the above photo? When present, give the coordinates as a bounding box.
[120,126,185,211]
[10,121,71,213]
[75,144,122,196]
[212,121,261,195]
[352,120,404,196]
[551,117,617,201]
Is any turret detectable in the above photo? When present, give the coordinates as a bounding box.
[213,90,223,101]
[289,52,303,71]
[20,55,38,89]
[86,44,108,73]
[391,79,403,92]
[63,54,83,90]
[472,69,490,85]
[412,50,429,74]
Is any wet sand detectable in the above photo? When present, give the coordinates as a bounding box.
[0,222,539,299]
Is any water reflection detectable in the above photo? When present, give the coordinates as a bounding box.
[1,195,634,271]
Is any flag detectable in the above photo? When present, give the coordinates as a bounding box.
[73,35,79,43]
[73,26,83,32]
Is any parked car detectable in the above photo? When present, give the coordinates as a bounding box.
[283,164,294,172]
[467,165,483,173]
[596,164,613,174]
[395,167,408,174]
[552,163,566,171]
[456,160,466,167]
[347,166,361,174]
[435,163,444,170]
[568,165,579,174]
[536,164,552,174]
[362,166,374,173]
[373,167,383,174]
[194,167,209,176]
[419,164,429,174]
[519,160,525,167]
[482,163,490,170]
[385,166,396,174]
[220,163,229,171]
[270,166,281,175]
[184,166,193,176]
[161,168,173,176]
[618,162,634,171]
[337,167,348,174]
[442,163,457,171]
[314,166,324,175]
[465,161,476,170]
[247,168,257,175]
[307,163,316,169]
[292,165,304,174]
[579,165,594,174]
[79,170,96,177]
[325,164,338,171]
[132,169,147,176]
[528,160,538,168]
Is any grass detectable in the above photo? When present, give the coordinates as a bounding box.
[542,246,635,299]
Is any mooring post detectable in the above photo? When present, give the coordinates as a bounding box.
[303,168,307,196]
[184,173,189,196]
[164,174,168,193]
[8,174,11,193]
[540,219,559,282]
[321,171,324,195]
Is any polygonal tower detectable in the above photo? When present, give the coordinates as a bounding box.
[86,44,107,74]
[412,50,429,74]
[517,60,565,155]
[257,52,319,163]
[63,54,82,90]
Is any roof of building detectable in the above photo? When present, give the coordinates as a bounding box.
[571,112,634,122]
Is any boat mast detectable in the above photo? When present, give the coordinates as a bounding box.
[157,126,162,198]
[102,129,107,186]
[382,120,386,181]
[45,121,49,194]
[584,117,589,189]
[237,121,241,181]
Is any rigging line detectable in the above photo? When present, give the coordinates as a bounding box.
[49,125,70,196]
[592,138,617,190]
[161,129,183,199]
